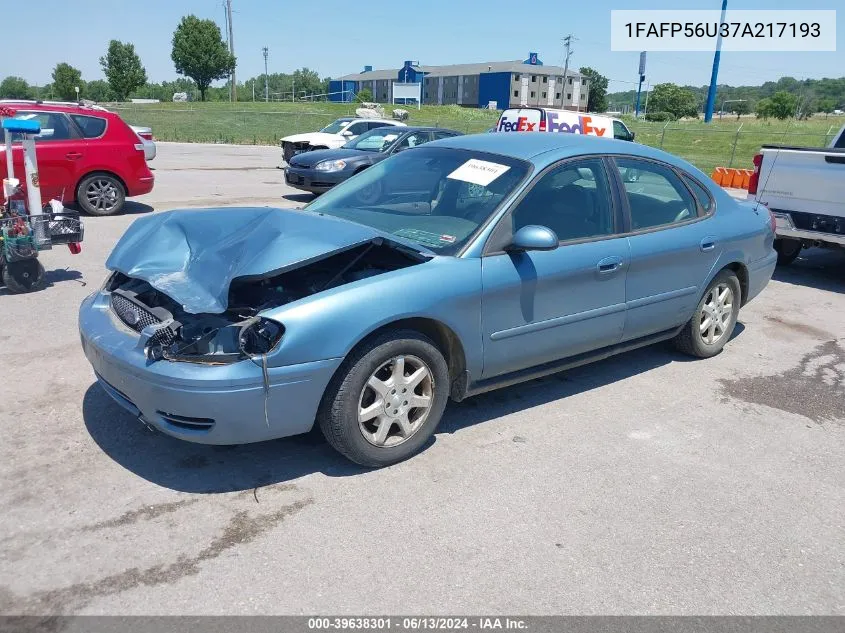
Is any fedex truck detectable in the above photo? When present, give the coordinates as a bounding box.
[496,108,635,142]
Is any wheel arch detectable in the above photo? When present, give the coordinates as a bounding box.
[338,317,468,400]
[721,261,749,306]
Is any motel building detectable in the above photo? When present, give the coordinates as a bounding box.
[328,53,590,111]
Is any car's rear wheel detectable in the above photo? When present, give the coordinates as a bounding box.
[77,173,125,216]
[774,238,802,266]
[673,269,741,358]
[318,330,450,467]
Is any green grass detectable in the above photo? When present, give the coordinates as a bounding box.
[112,102,843,174]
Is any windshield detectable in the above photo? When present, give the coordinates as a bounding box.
[320,118,353,134]
[343,128,402,152]
[305,147,531,255]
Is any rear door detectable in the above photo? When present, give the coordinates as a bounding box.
[613,157,719,342]
[11,110,85,203]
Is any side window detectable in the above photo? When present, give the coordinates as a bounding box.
[394,132,431,151]
[346,122,369,135]
[612,120,629,140]
[70,114,107,138]
[681,174,714,215]
[615,158,697,230]
[367,121,390,131]
[432,130,456,141]
[15,111,75,141]
[834,133,845,149]
[511,158,615,242]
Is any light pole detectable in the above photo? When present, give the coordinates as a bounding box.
[262,47,269,102]
[705,0,728,122]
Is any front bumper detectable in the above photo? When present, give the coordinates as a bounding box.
[772,212,845,247]
[284,166,349,194]
[78,292,342,445]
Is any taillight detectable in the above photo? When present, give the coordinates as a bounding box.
[539,116,546,132]
[139,132,153,141]
[748,153,763,195]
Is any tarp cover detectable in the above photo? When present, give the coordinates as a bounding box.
[105,207,380,314]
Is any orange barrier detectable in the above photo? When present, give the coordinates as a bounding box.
[711,167,753,190]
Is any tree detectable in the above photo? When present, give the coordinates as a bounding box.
[755,98,773,119]
[100,40,147,101]
[171,15,235,101]
[817,97,837,117]
[765,91,799,119]
[0,76,34,99]
[647,83,699,119]
[356,87,373,102]
[732,101,751,118]
[84,79,115,103]
[579,66,608,113]
[52,63,83,100]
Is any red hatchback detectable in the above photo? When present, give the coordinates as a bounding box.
[0,100,154,215]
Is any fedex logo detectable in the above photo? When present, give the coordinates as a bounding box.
[547,112,607,137]
[498,116,537,132]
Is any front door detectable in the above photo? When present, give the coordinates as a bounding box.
[481,157,629,378]
[11,110,85,204]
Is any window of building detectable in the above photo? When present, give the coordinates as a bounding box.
[514,74,521,81]
[568,77,573,85]
[541,92,547,99]
[555,93,561,100]
[542,76,548,83]
[513,90,519,97]
[530,91,535,98]
[581,94,586,100]
[531,75,537,83]
[567,93,572,100]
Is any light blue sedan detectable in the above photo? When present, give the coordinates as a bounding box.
[79,133,777,466]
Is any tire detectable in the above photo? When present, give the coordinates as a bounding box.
[774,238,802,266]
[2,259,46,293]
[673,269,741,359]
[317,329,450,467]
[77,173,125,216]
[282,142,296,164]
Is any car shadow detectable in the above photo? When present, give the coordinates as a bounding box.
[772,248,845,293]
[83,327,744,493]
[120,201,156,215]
[282,193,317,204]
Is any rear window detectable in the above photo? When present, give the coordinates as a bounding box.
[70,115,107,138]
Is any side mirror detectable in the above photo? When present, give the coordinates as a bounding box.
[341,130,353,137]
[628,131,636,142]
[507,225,559,252]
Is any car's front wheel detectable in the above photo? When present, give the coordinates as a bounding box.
[673,269,741,358]
[318,330,450,467]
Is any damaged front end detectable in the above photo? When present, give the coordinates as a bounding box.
[106,239,424,364]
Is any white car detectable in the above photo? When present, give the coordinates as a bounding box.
[130,125,156,161]
[280,117,406,164]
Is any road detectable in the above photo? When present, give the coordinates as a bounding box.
[0,143,843,616]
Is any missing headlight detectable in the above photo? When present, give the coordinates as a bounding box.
[239,318,284,356]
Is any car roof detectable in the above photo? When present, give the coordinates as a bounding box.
[429,132,695,171]
[393,126,460,134]
[0,99,113,116]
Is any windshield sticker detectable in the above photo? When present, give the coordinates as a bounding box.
[394,228,448,248]
[439,234,456,243]
[447,159,511,186]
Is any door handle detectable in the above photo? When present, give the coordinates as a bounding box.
[66,152,83,160]
[597,256,624,274]
[700,237,717,252]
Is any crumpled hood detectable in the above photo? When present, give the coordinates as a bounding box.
[280,132,343,145]
[105,207,381,314]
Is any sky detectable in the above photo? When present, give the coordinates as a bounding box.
[4,0,842,94]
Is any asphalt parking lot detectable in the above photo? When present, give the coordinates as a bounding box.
[0,142,843,616]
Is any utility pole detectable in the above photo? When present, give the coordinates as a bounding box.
[262,47,269,102]
[561,34,576,109]
[226,0,236,102]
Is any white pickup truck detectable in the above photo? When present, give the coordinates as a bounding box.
[748,123,845,264]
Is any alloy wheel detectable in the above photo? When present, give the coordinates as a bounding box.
[85,179,119,213]
[700,283,734,345]
[357,355,434,448]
